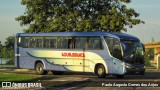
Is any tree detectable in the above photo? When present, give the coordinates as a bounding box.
[5,35,14,49]
[5,35,15,64]
[16,0,144,33]
[144,49,154,66]
[0,41,2,50]
[0,36,15,64]
[0,41,3,58]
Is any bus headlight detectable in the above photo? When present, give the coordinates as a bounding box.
[124,63,132,68]
[125,65,130,68]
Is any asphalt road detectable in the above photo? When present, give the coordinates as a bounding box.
[39,71,160,90]
[1,69,160,90]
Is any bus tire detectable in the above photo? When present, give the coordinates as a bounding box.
[139,70,145,75]
[51,71,64,75]
[116,75,124,79]
[96,64,106,78]
[35,62,48,75]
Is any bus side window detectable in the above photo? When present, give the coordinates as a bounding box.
[24,37,29,48]
[105,36,122,60]
[50,38,57,48]
[75,38,80,49]
[37,37,43,48]
[75,37,87,49]
[20,37,29,48]
[60,38,69,49]
[44,37,57,48]
[67,37,76,49]
[94,39,102,49]
[44,37,50,48]
[113,39,122,60]
[105,37,114,55]
[88,37,102,49]
[30,37,36,48]
[88,39,94,49]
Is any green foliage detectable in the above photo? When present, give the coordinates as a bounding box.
[144,49,154,60]
[5,36,14,49]
[144,49,154,66]
[145,59,151,67]
[16,0,143,32]
[0,35,14,65]
[0,41,2,49]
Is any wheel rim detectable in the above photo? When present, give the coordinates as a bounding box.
[98,68,103,75]
[39,66,43,72]
[36,64,43,73]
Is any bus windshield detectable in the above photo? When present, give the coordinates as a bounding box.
[122,41,144,64]
[122,41,135,58]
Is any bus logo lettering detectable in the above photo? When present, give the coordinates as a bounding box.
[62,52,85,57]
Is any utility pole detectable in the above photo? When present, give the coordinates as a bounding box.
[151,37,154,43]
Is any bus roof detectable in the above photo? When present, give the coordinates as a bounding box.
[111,32,140,42]
[16,32,140,42]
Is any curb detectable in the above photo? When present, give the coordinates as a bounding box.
[146,69,160,72]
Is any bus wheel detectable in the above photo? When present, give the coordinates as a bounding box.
[116,75,124,79]
[96,64,106,78]
[139,70,145,75]
[35,62,48,75]
[51,71,64,75]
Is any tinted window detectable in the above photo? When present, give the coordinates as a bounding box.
[17,36,103,50]
[59,37,71,49]
[30,37,37,48]
[105,37,114,55]
[44,37,57,48]
[75,37,87,49]
[18,37,29,48]
[113,39,122,60]
[37,37,43,47]
[88,37,102,49]
[105,36,122,60]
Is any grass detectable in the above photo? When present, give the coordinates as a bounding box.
[0,72,42,82]
[146,65,157,69]
[0,72,58,87]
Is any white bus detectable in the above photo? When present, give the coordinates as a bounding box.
[15,32,145,78]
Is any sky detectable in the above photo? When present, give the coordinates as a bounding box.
[0,0,160,44]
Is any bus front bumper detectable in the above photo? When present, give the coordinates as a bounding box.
[124,64,145,75]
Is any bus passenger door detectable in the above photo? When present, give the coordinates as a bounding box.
[73,37,88,72]
[112,39,124,75]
